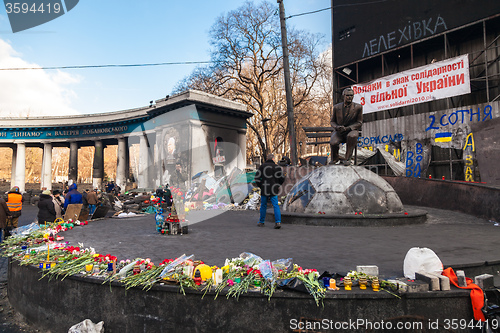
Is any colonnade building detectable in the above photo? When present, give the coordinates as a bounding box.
[0,90,252,192]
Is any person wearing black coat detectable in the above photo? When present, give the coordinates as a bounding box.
[0,197,11,241]
[38,190,57,225]
[254,153,285,229]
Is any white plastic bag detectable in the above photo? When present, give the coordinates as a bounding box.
[239,252,263,266]
[244,194,260,210]
[403,247,443,280]
[159,254,194,278]
[68,319,104,333]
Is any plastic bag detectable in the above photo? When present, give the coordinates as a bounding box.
[68,319,104,333]
[10,222,40,237]
[403,247,443,280]
[117,260,139,278]
[280,277,309,293]
[272,258,293,272]
[244,194,260,210]
[259,260,277,282]
[239,252,263,267]
[159,254,194,278]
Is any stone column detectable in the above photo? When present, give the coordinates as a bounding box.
[41,142,53,190]
[116,137,127,193]
[68,141,78,184]
[237,130,247,170]
[138,135,149,188]
[14,142,26,192]
[125,141,130,185]
[10,145,17,188]
[92,140,104,190]
[155,131,163,187]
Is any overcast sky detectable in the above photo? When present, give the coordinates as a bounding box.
[0,0,331,117]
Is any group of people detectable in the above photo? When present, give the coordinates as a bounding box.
[155,185,173,207]
[105,181,121,195]
[0,183,111,240]
[63,184,105,218]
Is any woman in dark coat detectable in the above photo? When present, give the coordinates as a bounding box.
[38,190,56,225]
[0,197,11,241]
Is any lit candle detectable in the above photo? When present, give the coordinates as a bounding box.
[47,242,50,262]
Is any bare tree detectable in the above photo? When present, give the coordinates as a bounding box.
[174,0,329,161]
[25,148,42,182]
[78,147,94,183]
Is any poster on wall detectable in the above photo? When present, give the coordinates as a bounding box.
[352,54,470,113]
[160,126,189,187]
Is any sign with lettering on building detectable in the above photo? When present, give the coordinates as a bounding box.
[352,55,470,114]
[333,0,500,67]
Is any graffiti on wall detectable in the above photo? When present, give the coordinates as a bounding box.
[425,105,492,132]
[358,133,403,146]
[405,142,424,177]
[463,133,475,182]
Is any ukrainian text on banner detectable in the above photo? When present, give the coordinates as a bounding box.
[352,54,470,114]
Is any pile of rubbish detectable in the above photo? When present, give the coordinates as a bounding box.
[113,168,263,214]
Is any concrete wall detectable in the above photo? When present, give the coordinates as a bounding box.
[8,260,474,333]
[383,176,500,222]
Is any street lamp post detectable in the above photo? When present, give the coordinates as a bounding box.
[262,117,271,157]
[277,0,298,166]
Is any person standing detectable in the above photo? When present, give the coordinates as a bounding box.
[329,87,363,166]
[6,186,23,231]
[106,181,115,193]
[64,183,83,210]
[82,189,90,210]
[113,184,121,196]
[86,189,99,215]
[52,190,65,219]
[255,153,285,229]
[0,196,11,242]
[38,190,56,225]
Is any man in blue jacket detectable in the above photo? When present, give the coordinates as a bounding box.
[64,183,83,210]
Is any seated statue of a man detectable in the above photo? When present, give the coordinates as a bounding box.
[329,87,363,165]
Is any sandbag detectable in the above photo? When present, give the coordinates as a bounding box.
[403,247,443,280]
[68,319,104,333]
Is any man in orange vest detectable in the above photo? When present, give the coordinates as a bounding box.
[6,186,23,230]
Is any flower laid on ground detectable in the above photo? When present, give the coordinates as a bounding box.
[0,222,375,305]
